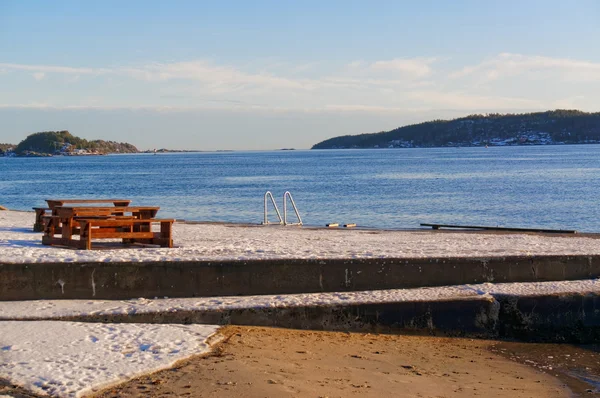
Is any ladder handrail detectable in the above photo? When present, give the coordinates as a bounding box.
[263,191,283,225]
[283,191,303,226]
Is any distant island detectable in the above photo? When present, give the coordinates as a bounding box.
[141,148,205,154]
[0,131,138,157]
[312,110,600,149]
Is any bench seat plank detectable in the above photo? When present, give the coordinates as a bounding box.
[89,231,155,239]
[80,218,174,227]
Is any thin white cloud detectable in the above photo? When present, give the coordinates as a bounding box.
[345,57,437,81]
[0,61,321,93]
[450,53,600,82]
[0,63,110,75]
[121,61,311,91]
[32,72,46,81]
[370,57,436,78]
[0,102,52,109]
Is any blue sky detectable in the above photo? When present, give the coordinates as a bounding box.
[1,0,599,150]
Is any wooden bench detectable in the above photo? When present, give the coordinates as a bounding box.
[34,199,132,232]
[78,218,174,250]
[43,218,174,249]
[41,204,172,249]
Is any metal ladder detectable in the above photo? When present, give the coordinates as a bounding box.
[263,191,303,226]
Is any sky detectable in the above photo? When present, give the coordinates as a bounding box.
[1,0,599,150]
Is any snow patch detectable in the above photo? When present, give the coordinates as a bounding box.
[0,321,219,398]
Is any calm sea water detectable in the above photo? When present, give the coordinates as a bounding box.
[1,145,599,231]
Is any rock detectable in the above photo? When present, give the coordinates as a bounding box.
[0,205,6,210]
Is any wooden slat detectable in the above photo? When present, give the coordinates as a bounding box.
[69,211,116,216]
[57,206,159,212]
[81,218,173,227]
[55,207,160,220]
[90,231,155,239]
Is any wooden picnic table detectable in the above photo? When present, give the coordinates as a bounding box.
[33,198,132,232]
[41,205,173,249]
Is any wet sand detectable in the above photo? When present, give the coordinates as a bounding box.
[93,326,572,398]
[492,341,600,395]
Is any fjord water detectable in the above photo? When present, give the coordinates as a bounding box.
[1,145,599,231]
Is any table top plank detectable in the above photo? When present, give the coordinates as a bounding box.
[56,206,159,212]
[46,199,131,208]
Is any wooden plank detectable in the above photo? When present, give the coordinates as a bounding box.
[80,221,92,250]
[159,220,173,247]
[81,220,136,228]
[420,223,577,234]
[42,235,59,245]
[55,207,160,220]
[46,199,131,209]
[90,231,155,239]
[81,218,173,227]
[68,211,116,216]
[57,206,159,212]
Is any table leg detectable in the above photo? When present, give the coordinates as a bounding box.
[61,217,73,246]
[79,221,92,250]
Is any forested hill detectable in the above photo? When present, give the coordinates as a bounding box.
[311,110,600,149]
[11,131,138,156]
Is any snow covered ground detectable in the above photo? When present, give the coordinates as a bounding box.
[0,321,218,398]
[2,210,600,264]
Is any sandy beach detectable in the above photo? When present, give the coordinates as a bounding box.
[90,326,576,398]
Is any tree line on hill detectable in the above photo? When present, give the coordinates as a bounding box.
[311,110,600,149]
[0,131,138,156]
